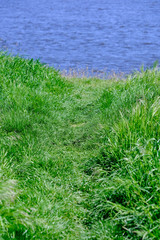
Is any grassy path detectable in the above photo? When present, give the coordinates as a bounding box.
[0,54,160,239]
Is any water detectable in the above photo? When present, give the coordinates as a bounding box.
[0,0,160,74]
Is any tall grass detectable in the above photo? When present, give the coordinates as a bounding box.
[0,53,159,239]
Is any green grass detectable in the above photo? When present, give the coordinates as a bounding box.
[0,53,159,239]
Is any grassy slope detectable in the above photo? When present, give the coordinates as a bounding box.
[0,54,159,240]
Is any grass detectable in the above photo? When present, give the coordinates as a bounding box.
[0,53,159,239]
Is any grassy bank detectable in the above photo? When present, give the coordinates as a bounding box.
[0,53,159,239]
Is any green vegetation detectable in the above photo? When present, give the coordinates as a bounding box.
[0,53,159,239]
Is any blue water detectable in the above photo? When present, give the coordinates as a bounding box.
[0,0,160,74]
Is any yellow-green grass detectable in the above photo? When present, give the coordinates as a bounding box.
[0,53,159,239]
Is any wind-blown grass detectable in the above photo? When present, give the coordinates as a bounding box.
[0,53,159,239]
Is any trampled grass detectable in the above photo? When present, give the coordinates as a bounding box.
[0,53,159,239]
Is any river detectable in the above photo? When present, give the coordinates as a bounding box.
[0,0,160,75]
